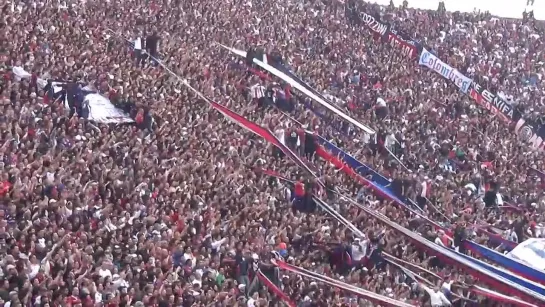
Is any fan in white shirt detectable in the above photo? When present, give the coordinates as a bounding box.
[377,97,387,107]
[505,229,519,243]
[25,255,41,280]
[275,127,286,145]
[211,237,227,251]
[384,133,398,150]
[112,274,129,288]
[420,284,451,306]
[134,37,142,50]
[434,235,445,247]
[420,177,429,198]
[98,261,113,278]
[183,252,196,268]
[247,292,260,307]
[441,280,454,296]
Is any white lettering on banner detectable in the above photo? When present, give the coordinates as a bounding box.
[471,83,515,120]
[361,13,388,36]
[418,48,472,93]
[470,89,508,122]
[388,33,414,58]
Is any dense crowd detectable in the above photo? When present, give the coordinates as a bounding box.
[1,0,544,306]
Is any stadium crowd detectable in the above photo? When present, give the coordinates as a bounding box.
[1,0,544,306]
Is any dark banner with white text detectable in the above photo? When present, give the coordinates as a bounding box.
[350,4,421,59]
[469,83,545,151]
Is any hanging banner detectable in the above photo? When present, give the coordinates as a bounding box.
[274,260,417,307]
[360,12,420,58]
[387,29,421,58]
[416,48,545,151]
[12,67,135,124]
[470,83,545,150]
[507,239,545,272]
[256,271,296,307]
[418,48,472,93]
[346,4,542,151]
[469,83,517,122]
[361,12,389,36]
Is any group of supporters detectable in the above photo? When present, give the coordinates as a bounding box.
[1,0,545,306]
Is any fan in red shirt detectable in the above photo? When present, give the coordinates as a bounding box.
[0,181,12,197]
[292,177,306,213]
[294,179,305,199]
[82,295,94,307]
[135,109,145,125]
[64,288,82,305]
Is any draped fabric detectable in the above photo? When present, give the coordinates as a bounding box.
[274,260,417,307]
[206,94,545,305]
[256,271,296,307]
[471,285,539,307]
[465,240,545,285]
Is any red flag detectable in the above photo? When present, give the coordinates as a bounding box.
[43,92,50,104]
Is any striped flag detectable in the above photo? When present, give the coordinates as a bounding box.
[249,84,266,99]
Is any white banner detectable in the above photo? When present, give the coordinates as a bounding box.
[418,48,473,93]
[83,94,134,124]
[12,66,47,89]
[507,238,545,271]
[13,67,134,124]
